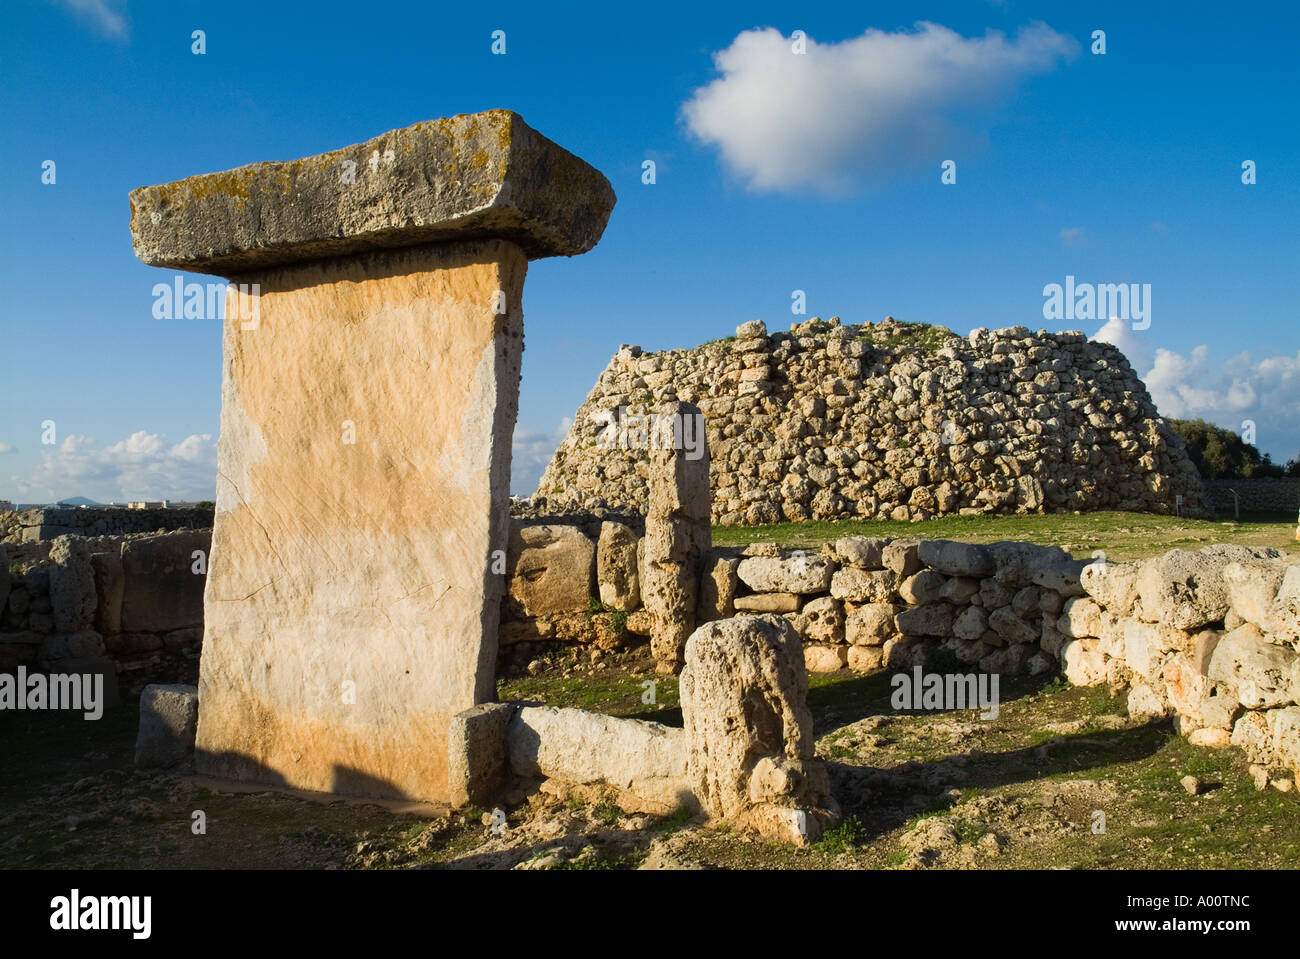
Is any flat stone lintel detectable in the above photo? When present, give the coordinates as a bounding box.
[129,109,616,275]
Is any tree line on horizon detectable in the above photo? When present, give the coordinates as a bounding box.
[1167,418,1300,480]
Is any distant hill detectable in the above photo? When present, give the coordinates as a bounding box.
[54,496,105,507]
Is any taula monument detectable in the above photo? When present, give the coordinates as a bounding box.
[129,110,616,803]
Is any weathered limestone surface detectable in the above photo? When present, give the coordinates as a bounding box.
[507,705,687,812]
[596,521,640,611]
[91,550,124,635]
[119,530,208,633]
[135,684,199,768]
[642,403,711,674]
[49,536,95,633]
[697,554,739,622]
[737,555,834,594]
[192,241,526,800]
[131,111,615,804]
[679,615,839,844]
[505,523,595,618]
[448,702,515,808]
[130,110,616,273]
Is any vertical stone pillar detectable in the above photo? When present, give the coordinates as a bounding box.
[679,614,840,845]
[129,110,614,802]
[641,401,711,674]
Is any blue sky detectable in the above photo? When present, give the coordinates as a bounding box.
[1,0,1297,503]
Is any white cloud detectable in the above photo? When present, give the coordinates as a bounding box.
[51,0,128,39]
[16,430,216,503]
[1094,321,1300,460]
[682,21,1079,194]
[1093,316,1153,373]
[0,443,15,455]
[511,418,572,496]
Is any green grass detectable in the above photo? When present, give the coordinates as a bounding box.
[499,669,682,724]
[549,851,643,870]
[648,806,696,834]
[711,509,1299,562]
[814,815,868,853]
[586,596,630,636]
[855,319,957,352]
[953,819,988,844]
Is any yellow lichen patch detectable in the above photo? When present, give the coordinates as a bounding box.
[283,148,352,184]
[273,165,294,196]
[155,168,255,212]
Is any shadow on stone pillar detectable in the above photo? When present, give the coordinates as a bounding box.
[128,110,615,803]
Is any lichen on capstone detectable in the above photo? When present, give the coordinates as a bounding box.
[128,109,615,275]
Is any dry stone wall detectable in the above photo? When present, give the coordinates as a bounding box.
[713,537,1087,678]
[1203,478,1300,515]
[500,522,1300,784]
[1063,545,1300,782]
[498,520,1088,681]
[1,530,209,696]
[537,317,1206,524]
[1,506,213,544]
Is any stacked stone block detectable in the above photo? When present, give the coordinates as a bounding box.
[538,317,1206,524]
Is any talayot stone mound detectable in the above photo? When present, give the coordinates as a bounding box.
[538,317,1206,524]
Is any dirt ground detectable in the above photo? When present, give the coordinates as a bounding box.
[3,646,1296,870]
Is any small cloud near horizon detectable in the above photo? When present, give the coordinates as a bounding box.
[511,418,572,496]
[1094,317,1300,461]
[15,430,215,503]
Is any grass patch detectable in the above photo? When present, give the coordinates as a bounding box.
[649,806,695,834]
[711,510,1299,562]
[586,596,630,636]
[549,852,642,870]
[855,319,957,352]
[815,815,868,853]
[499,668,681,724]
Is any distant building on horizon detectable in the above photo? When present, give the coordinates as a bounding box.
[126,500,168,510]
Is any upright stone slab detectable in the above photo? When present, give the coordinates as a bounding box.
[679,615,840,845]
[641,402,711,674]
[129,110,614,802]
